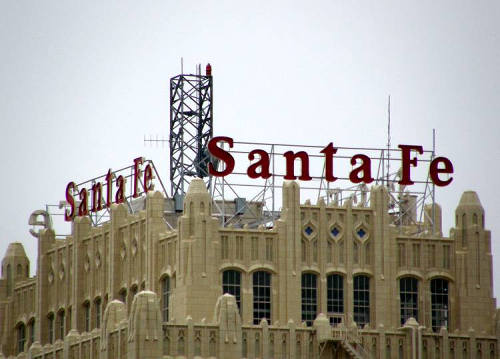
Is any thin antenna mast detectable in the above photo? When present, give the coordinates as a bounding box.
[387,95,391,189]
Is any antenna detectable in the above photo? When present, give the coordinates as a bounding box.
[387,95,391,189]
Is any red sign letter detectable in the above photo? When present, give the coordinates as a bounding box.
[143,164,154,192]
[208,136,235,177]
[398,145,423,185]
[430,156,454,186]
[133,157,143,198]
[247,149,271,179]
[115,175,125,204]
[91,182,103,212]
[65,182,76,221]
[283,151,312,181]
[78,188,88,216]
[349,154,374,184]
[105,169,113,207]
[320,142,338,182]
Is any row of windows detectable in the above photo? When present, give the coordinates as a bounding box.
[190,271,448,331]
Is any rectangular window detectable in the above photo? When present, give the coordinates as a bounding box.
[223,270,241,312]
[327,275,344,325]
[95,300,101,329]
[443,245,450,269]
[398,243,406,267]
[431,279,449,331]
[353,276,370,327]
[301,273,317,326]
[48,315,54,344]
[84,303,90,332]
[236,236,244,260]
[251,237,258,260]
[253,272,271,324]
[265,238,273,261]
[221,236,229,259]
[400,277,418,325]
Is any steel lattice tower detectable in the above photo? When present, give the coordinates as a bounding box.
[169,64,213,199]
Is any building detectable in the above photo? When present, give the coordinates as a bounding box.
[0,178,499,358]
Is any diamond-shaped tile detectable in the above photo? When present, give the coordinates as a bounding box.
[305,226,314,236]
[357,228,366,238]
[331,227,340,237]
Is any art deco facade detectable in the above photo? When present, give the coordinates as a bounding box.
[0,179,499,358]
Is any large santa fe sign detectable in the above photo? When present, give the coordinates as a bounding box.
[207,136,453,187]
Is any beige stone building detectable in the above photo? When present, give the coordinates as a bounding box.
[0,178,499,358]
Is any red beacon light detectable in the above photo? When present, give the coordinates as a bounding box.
[206,63,212,77]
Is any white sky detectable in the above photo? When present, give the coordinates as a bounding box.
[1,1,499,299]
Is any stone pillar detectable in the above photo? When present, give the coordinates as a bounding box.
[215,294,242,359]
[127,291,162,359]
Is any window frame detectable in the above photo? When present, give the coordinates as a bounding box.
[400,277,419,325]
[301,273,318,326]
[253,271,271,325]
[353,275,370,328]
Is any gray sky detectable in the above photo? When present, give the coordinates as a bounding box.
[1,1,499,299]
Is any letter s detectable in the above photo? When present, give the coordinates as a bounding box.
[64,182,76,221]
[208,136,235,176]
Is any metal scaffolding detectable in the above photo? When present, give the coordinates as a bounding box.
[169,64,213,199]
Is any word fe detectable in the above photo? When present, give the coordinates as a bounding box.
[64,157,153,221]
[208,136,453,186]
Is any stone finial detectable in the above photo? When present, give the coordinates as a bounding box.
[127,291,162,359]
[101,300,127,350]
[215,294,242,359]
[313,313,332,343]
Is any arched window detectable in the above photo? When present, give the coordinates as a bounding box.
[222,270,241,312]
[28,319,35,346]
[47,313,54,344]
[431,278,449,331]
[353,275,370,327]
[301,273,317,326]
[95,298,102,329]
[327,274,344,325]
[161,276,170,322]
[17,323,26,353]
[400,277,419,325]
[253,271,271,324]
[83,301,90,332]
[57,309,65,340]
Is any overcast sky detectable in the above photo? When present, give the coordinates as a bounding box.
[1,1,499,299]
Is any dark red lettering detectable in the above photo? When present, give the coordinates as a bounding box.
[133,157,143,198]
[208,136,235,176]
[78,188,88,216]
[115,175,125,204]
[247,149,271,179]
[144,164,154,192]
[64,182,76,221]
[398,145,424,185]
[430,156,454,186]
[283,151,312,180]
[320,142,338,182]
[91,182,103,212]
[349,154,373,184]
